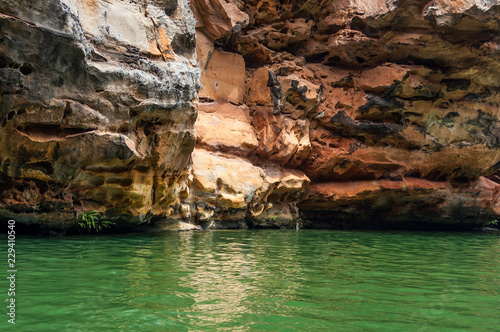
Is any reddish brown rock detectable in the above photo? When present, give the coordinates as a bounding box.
[192,0,500,229]
[251,109,311,167]
[300,176,500,228]
[193,0,249,41]
[246,67,273,106]
[195,102,258,156]
[199,50,246,104]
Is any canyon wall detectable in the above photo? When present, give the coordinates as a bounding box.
[191,0,500,229]
[1,0,500,231]
[0,0,200,230]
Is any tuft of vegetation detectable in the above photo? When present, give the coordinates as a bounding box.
[78,211,115,232]
[484,219,498,227]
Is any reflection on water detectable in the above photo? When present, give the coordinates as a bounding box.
[2,230,499,331]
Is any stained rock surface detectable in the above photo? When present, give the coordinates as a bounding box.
[191,0,500,229]
[2,0,500,231]
[0,0,200,230]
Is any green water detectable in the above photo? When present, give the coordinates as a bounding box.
[1,230,499,331]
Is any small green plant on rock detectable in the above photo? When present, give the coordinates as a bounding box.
[78,211,115,232]
[484,219,498,227]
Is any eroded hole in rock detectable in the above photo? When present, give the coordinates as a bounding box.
[19,64,33,75]
[106,177,133,187]
[16,124,95,141]
[325,55,341,65]
[133,165,150,173]
[2,159,11,174]
[25,161,54,175]
[172,33,196,57]
[441,79,471,92]
[451,175,472,187]
[426,170,447,182]
[117,124,129,134]
[351,17,379,38]
[356,110,403,125]
[0,55,10,68]
[325,24,344,34]
[305,52,329,63]
[0,56,33,75]
[405,171,422,178]
[398,56,444,70]
[259,3,270,13]
[85,165,129,173]
[161,0,178,16]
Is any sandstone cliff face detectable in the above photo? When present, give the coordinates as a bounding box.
[2,0,500,231]
[0,0,200,230]
[191,0,500,229]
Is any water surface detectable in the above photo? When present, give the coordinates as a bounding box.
[2,230,499,331]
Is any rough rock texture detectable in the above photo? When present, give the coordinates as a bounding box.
[190,0,500,229]
[3,0,500,232]
[0,0,200,231]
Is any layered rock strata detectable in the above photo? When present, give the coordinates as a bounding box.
[190,0,500,229]
[2,0,500,231]
[0,0,200,230]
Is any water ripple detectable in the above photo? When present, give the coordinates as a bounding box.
[2,230,499,331]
